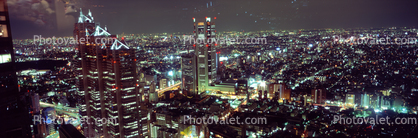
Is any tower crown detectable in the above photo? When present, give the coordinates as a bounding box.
[78,8,94,23]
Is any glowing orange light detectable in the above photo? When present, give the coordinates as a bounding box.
[113,61,116,63]
[214,17,217,19]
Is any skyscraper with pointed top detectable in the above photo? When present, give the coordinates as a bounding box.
[74,9,143,138]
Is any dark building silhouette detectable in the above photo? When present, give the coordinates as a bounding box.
[59,124,86,138]
[0,0,32,137]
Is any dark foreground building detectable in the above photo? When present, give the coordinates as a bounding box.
[0,0,32,137]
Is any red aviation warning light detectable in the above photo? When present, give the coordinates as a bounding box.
[214,17,217,19]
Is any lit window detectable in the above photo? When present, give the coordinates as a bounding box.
[0,24,8,37]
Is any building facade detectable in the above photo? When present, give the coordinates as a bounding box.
[74,9,142,138]
[181,53,197,96]
[193,17,219,94]
[311,88,326,104]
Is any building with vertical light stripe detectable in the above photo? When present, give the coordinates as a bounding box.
[193,17,219,95]
[311,88,326,104]
[74,9,142,138]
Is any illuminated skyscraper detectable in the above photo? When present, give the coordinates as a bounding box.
[74,9,141,138]
[0,0,32,137]
[361,93,370,108]
[181,53,197,96]
[193,17,219,94]
[311,88,326,104]
[346,93,355,106]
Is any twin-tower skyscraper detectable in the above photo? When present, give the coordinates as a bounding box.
[181,17,219,97]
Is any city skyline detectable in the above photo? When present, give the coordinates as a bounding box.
[2,0,418,138]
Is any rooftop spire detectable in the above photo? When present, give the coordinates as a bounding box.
[78,8,83,23]
[88,9,92,17]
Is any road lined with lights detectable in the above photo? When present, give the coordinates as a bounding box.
[157,82,181,97]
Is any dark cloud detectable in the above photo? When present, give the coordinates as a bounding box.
[9,0,418,39]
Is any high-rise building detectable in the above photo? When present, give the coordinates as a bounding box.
[181,53,197,96]
[278,83,291,102]
[346,93,355,106]
[42,108,57,135]
[143,83,155,103]
[361,93,371,108]
[31,93,41,113]
[236,79,248,94]
[59,124,86,138]
[0,0,32,137]
[74,9,141,138]
[160,78,167,90]
[311,88,326,104]
[193,17,219,94]
[268,83,280,99]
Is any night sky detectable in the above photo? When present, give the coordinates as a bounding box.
[8,0,418,39]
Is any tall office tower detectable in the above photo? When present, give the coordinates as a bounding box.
[361,93,370,108]
[159,78,167,90]
[74,9,141,138]
[193,17,218,94]
[278,83,291,102]
[181,53,197,96]
[346,93,355,106]
[268,83,281,99]
[311,88,326,104]
[0,0,32,137]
